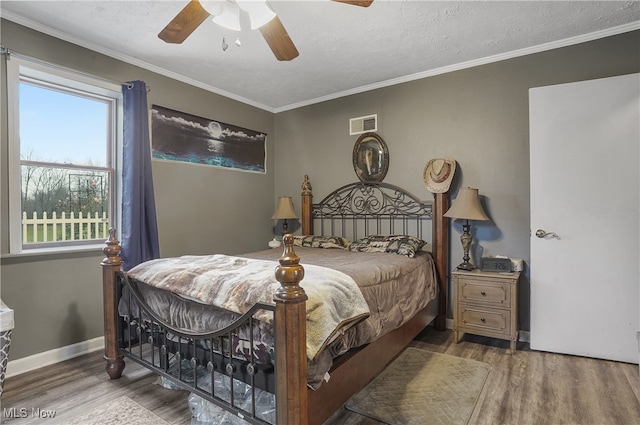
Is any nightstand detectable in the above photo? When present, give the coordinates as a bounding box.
[453,269,520,352]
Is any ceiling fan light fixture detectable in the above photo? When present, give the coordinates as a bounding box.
[237,0,276,30]
[211,2,241,31]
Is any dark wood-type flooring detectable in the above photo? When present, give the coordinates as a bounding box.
[2,328,639,425]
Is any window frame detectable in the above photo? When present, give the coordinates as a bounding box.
[6,57,123,254]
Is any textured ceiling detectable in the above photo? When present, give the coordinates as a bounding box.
[2,1,639,112]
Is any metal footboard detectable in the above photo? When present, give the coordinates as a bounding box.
[116,272,277,424]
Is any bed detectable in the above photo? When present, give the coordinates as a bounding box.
[101,175,450,425]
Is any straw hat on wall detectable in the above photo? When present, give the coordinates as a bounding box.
[423,158,456,193]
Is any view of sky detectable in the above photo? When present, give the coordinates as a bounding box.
[19,82,108,167]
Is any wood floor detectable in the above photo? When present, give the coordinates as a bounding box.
[2,328,639,425]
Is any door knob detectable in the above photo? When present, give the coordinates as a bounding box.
[535,229,559,239]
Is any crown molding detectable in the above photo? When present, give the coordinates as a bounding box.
[3,11,638,114]
[274,21,640,113]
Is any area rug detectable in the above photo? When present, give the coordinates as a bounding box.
[345,348,491,425]
[66,396,169,425]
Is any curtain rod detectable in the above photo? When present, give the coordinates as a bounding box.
[0,46,150,91]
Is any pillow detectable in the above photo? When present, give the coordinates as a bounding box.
[347,235,426,258]
[293,235,351,249]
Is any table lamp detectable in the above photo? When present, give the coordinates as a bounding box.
[271,196,298,235]
[444,187,490,270]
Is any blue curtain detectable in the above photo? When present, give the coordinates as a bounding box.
[121,80,160,271]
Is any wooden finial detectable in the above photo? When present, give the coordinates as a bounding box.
[301,175,314,236]
[101,228,122,266]
[274,234,307,303]
[301,174,312,195]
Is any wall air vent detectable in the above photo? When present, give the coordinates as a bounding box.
[349,114,378,135]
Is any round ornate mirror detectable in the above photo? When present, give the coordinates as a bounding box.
[352,132,389,183]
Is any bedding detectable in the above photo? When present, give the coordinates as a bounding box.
[347,234,427,257]
[119,245,437,390]
[292,235,351,249]
[248,246,436,388]
[246,247,436,354]
[125,254,370,360]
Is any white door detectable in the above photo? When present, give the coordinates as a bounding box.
[529,73,639,364]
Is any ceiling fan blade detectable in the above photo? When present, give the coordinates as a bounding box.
[158,0,211,44]
[259,15,299,61]
[332,0,374,7]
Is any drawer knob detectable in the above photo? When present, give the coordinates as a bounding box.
[480,291,486,296]
[480,317,486,323]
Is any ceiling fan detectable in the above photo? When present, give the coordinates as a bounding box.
[158,0,373,61]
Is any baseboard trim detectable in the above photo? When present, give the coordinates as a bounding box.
[5,336,104,378]
[519,330,531,343]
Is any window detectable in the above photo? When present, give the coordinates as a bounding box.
[7,57,122,253]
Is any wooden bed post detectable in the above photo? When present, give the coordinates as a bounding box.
[433,192,449,331]
[101,228,125,379]
[273,234,309,425]
[301,175,313,235]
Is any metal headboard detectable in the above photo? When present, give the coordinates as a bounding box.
[300,176,448,331]
[310,182,433,242]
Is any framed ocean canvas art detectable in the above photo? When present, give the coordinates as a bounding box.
[151,105,267,173]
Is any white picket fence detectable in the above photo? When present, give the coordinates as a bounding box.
[22,211,109,243]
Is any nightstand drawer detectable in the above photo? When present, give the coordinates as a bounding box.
[459,280,511,308]
[458,304,511,336]
[453,270,520,351]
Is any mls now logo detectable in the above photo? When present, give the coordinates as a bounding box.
[3,407,57,418]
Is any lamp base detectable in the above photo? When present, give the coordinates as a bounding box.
[456,261,476,271]
[456,221,476,271]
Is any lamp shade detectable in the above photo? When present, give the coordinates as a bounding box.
[444,188,489,221]
[271,196,298,220]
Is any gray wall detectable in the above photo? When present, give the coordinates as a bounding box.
[0,20,275,360]
[273,30,640,332]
